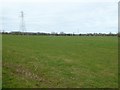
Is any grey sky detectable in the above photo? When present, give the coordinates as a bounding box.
[1,0,119,34]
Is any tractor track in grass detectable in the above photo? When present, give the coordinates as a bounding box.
[3,62,44,84]
[3,62,64,87]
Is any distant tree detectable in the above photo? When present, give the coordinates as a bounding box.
[60,32,66,36]
[51,32,58,36]
[109,32,112,36]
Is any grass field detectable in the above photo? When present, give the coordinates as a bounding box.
[2,35,118,88]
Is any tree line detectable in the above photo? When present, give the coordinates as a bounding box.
[1,31,120,36]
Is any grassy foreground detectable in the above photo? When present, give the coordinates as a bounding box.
[2,35,118,88]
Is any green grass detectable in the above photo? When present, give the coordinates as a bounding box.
[0,34,2,89]
[2,35,118,88]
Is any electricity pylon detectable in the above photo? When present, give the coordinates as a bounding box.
[20,11,26,33]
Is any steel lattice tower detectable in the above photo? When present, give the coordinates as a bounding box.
[20,11,26,33]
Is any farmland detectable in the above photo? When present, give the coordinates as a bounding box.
[2,35,118,88]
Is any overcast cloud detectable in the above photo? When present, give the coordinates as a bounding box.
[1,0,119,33]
